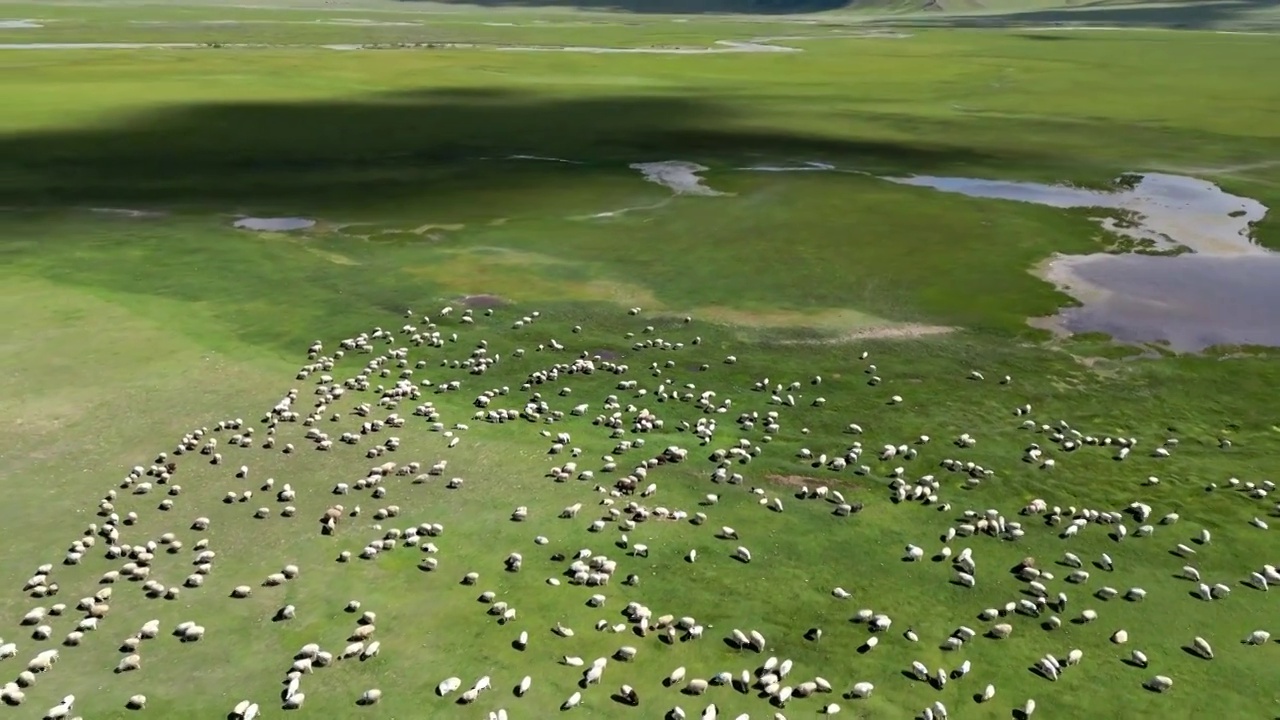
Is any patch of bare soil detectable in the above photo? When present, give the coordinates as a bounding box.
[772,323,956,344]
[767,474,865,491]
[460,294,507,309]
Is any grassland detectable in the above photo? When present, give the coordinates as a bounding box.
[2,3,1279,719]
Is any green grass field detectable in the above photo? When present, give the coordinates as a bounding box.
[2,2,1279,719]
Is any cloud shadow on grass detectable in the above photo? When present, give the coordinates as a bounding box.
[0,86,1004,214]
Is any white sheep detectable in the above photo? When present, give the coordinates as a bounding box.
[115,654,142,673]
[1145,676,1173,693]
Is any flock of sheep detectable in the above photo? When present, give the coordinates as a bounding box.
[3,301,1276,718]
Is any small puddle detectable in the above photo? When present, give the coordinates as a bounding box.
[507,155,582,164]
[740,161,841,173]
[630,161,729,196]
[233,217,316,232]
[884,172,1273,351]
[87,207,166,218]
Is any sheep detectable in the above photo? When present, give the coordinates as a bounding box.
[562,691,582,710]
[1145,675,1173,693]
[685,679,709,695]
[115,652,143,674]
[988,623,1013,639]
[359,689,382,705]
[0,683,24,705]
[1193,636,1214,659]
[849,681,874,698]
[1245,630,1271,645]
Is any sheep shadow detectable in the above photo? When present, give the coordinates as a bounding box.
[1013,710,1032,720]
[804,627,822,641]
[1180,645,1211,660]
[856,644,874,655]
[1092,560,1112,571]
[610,692,638,706]
[1121,658,1146,668]
[510,640,525,651]
[730,555,749,564]
[1028,665,1056,681]
[722,638,742,650]
[900,670,923,683]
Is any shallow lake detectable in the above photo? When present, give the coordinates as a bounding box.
[884,172,1273,351]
